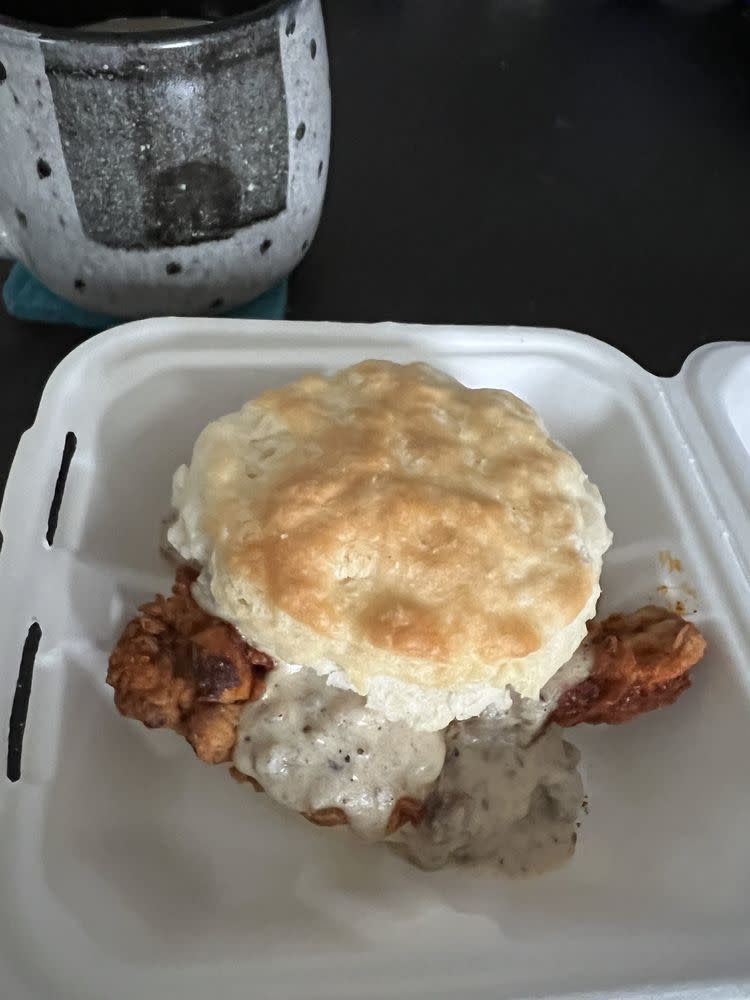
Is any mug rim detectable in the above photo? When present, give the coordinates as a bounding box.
[0,1,292,45]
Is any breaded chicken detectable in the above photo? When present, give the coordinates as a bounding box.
[107,566,272,764]
[550,605,706,727]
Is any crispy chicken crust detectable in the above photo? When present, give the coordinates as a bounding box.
[108,574,706,827]
[106,566,271,764]
[550,605,706,727]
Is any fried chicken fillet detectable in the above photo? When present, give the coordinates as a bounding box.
[107,568,706,821]
[550,606,706,727]
[106,566,272,765]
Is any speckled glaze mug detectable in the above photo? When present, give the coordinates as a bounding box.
[0,1,329,316]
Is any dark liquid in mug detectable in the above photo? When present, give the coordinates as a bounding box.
[0,2,272,29]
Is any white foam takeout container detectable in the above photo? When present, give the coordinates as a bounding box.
[0,319,749,1000]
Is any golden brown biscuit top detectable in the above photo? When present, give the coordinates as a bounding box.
[169,361,611,728]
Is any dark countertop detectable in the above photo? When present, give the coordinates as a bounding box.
[2,0,750,490]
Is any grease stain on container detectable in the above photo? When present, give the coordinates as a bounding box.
[655,550,698,614]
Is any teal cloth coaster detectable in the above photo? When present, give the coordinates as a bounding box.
[2,262,287,328]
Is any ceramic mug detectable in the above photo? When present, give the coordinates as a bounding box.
[0,0,330,315]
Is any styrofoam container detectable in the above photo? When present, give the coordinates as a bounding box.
[1,319,749,1000]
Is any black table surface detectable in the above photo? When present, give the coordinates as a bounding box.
[2,0,750,493]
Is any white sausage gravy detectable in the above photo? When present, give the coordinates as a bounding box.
[233,647,593,875]
[233,662,445,840]
[395,713,583,875]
